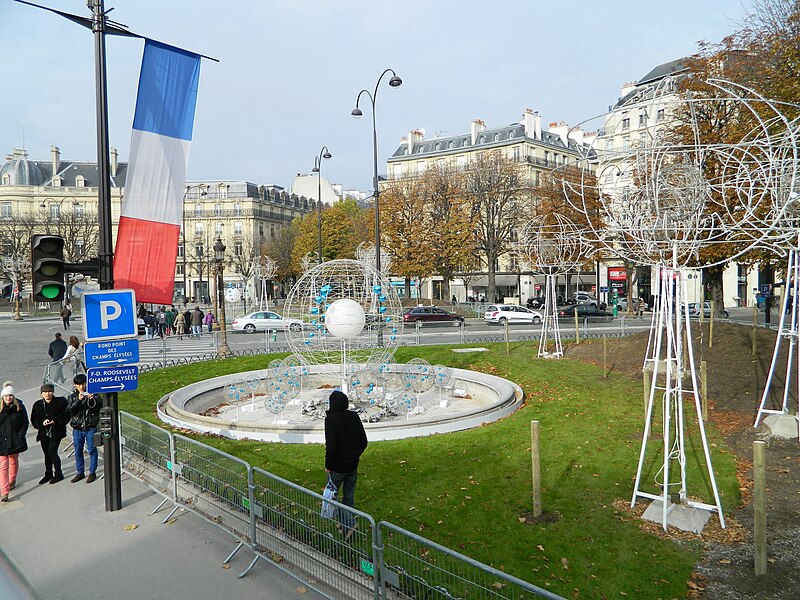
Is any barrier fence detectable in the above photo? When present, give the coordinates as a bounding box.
[119,411,560,600]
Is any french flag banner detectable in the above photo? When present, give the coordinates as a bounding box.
[114,40,201,304]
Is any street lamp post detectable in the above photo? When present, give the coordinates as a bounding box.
[214,236,231,357]
[183,184,207,304]
[311,146,332,265]
[351,68,402,275]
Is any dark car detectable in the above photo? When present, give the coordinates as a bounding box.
[402,306,464,327]
[558,304,614,319]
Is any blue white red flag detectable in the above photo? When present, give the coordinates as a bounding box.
[114,40,201,304]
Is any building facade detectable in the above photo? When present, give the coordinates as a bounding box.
[0,146,313,304]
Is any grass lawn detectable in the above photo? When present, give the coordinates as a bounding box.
[122,341,739,599]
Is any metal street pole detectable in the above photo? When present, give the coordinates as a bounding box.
[214,237,231,356]
[311,147,332,265]
[89,0,121,512]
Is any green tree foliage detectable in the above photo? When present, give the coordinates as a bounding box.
[292,198,371,265]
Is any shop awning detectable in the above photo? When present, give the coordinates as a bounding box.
[470,275,518,287]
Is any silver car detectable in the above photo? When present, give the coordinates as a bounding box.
[231,311,303,333]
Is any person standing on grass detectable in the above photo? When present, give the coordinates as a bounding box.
[324,390,368,539]
[30,383,69,485]
[0,382,28,502]
[66,374,101,484]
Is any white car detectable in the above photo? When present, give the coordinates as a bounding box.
[484,304,542,325]
[574,292,598,307]
[231,311,303,333]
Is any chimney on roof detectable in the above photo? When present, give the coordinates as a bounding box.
[521,109,542,140]
[110,147,118,177]
[407,129,425,154]
[470,119,485,145]
[567,127,584,147]
[51,145,60,177]
[548,121,570,146]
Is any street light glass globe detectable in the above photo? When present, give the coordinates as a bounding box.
[325,298,365,339]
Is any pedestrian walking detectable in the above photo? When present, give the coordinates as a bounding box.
[60,303,72,330]
[156,307,168,338]
[165,307,175,336]
[191,306,204,338]
[62,335,83,378]
[174,310,186,339]
[66,374,100,484]
[0,382,29,502]
[30,383,69,485]
[324,390,368,539]
[204,310,216,333]
[48,332,68,383]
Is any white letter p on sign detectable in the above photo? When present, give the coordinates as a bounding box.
[100,300,122,330]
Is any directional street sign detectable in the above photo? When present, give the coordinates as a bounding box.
[82,289,138,342]
[87,366,139,394]
[84,339,140,369]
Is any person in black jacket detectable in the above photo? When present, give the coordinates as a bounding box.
[66,374,101,483]
[30,383,70,485]
[324,390,368,537]
[0,382,29,502]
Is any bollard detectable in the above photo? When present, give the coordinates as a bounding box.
[531,420,542,517]
[504,317,510,354]
[271,329,278,343]
[574,311,580,344]
[603,335,608,379]
[752,305,758,355]
[753,440,767,576]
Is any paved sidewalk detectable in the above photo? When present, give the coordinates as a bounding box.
[0,431,323,600]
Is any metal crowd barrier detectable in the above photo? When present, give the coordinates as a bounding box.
[118,411,560,600]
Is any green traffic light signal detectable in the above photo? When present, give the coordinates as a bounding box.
[31,234,65,303]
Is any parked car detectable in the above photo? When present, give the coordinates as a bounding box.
[402,306,464,326]
[484,304,543,325]
[686,302,729,319]
[558,304,614,319]
[526,297,544,309]
[616,298,646,312]
[231,311,304,333]
[573,292,599,307]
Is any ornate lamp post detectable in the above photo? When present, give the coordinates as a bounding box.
[311,146,332,265]
[351,68,402,274]
[183,184,207,304]
[213,236,231,357]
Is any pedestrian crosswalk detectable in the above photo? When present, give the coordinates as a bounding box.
[136,333,218,366]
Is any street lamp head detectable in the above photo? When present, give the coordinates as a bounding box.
[388,75,403,87]
[39,201,46,209]
[351,107,363,118]
[323,150,332,160]
[312,166,320,173]
[213,236,226,263]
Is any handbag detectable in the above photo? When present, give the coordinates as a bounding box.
[321,476,338,519]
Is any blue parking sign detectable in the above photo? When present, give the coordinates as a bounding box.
[82,289,138,342]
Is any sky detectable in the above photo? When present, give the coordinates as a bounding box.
[2,0,751,193]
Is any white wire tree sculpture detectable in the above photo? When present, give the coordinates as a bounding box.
[519,213,586,358]
[254,255,277,310]
[560,79,800,530]
[283,259,403,391]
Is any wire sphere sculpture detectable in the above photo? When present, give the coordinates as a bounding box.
[253,255,277,280]
[432,364,453,389]
[283,259,402,366]
[562,78,800,268]
[356,242,392,274]
[263,355,304,414]
[348,365,386,407]
[225,379,249,405]
[395,390,419,415]
[519,213,586,274]
[401,358,435,394]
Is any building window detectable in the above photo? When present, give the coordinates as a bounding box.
[657,109,665,122]
[512,147,520,161]
[234,203,241,216]
[479,135,486,143]
[448,141,455,149]
[622,136,631,152]
[639,112,647,127]
[393,164,404,178]
[234,241,243,256]
[437,158,445,169]
[74,239,85,257]
[195,222,204,236]
[509,130,515,139]
[457,156,466,168]
[215,222,223,236]
[52,176,61,187]
[234,222,242,236]
[417,161,426,174]
[218,185,228,199]
[214,203,222,216]
[178,242,184,258]
[402,148,408,155]
[544,151,550,165]
[463,138,470,146]
[176,263,184,276]
[493,133,500,142]
[194,203,202,217]
[259,224,264,237]
[195,243,204,258]
[621,118,630,131]
[50,205,60,222]
[75,175,85,187]
[270,224,275,238]
[417,145,425,153]
[434,143,441,151]
[1,202,11,218]
[74,204,85,220]
[2,174,10,185]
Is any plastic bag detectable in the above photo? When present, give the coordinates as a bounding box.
[321,477,338,519]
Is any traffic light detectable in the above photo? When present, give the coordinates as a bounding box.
[31,234,65,302]
[98,407,114,438]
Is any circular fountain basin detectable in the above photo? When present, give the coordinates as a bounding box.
[156,363,523,443]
